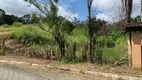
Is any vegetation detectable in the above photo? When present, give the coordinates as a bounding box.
[7,21,128,65]
[11,26,52,44]
[0,0,131,66]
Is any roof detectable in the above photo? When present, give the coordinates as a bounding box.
[125,22,142,32]
[126,22,142,27]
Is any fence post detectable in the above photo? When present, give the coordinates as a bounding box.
[2,39,5,56]
[51,50,53,61]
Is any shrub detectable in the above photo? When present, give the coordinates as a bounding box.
[12,22,22,27]
[1,24,10,28]
[115,37,124,44]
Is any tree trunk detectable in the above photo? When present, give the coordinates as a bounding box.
[121,0,133,67]
[59,42,65,58]
[121,0,133,23]
[141,0,142,22]
[126,0,133,22]
[55,33,65,59]
[73,42,76,60]
[87,0,93,63]
[88,33,93,63]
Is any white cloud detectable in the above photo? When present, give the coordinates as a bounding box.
[0,0,39,16]
[58,5,79,21]
[92,0,141,22]
[0,0,78,21]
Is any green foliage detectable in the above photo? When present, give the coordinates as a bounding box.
[0,9,26,25]
[31,14,38,23]
[24,0,77,59]
[66,26,88,61]
[67,27,88,44]
[94,36,105,64]
[115,37,124,44]
[91,17,106,33]
[2,0,128,65]
[12,22,23,27]
[103,42,128,64]
[1,24,10,28]
[11,26,53,45]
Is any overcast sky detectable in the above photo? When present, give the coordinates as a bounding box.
[0,0,141,22]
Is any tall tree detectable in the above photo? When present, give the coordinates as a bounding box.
[121,0,133,67]
[121,0,133,22]
[141,0,142,22]
[87,0,93,63]
[24,0,75,59]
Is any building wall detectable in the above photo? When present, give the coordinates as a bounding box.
[131,32,142,69]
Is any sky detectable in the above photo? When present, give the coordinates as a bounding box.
[0,0,141,22]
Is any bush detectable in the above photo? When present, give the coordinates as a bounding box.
[1,24,10,28]
[115,37,124,44]
[106,36,115,48]
[12,22,22,27]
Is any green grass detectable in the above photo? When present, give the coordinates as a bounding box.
[11,25,53,45]
[103,42,128,64]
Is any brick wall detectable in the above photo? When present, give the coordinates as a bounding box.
[131,32,142,69]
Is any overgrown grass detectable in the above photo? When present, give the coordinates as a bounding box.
[66,27,88,61]
[103,41,128,64]
[11,26,53,45]
[0,24,129,65]
[12,22,23,27]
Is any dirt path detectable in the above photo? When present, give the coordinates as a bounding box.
[0,63,109,80]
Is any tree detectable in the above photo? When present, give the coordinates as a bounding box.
[24,0,75,59]
[22,14,31,24]
[3,15,14,25]
[121,0,133,67]
[0,9,5,25]
[141,0,142,22]
[121,0,133,22]
[31,13,38,23]
[86,0,93,63]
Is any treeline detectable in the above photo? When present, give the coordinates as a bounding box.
[0,9,39,25]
